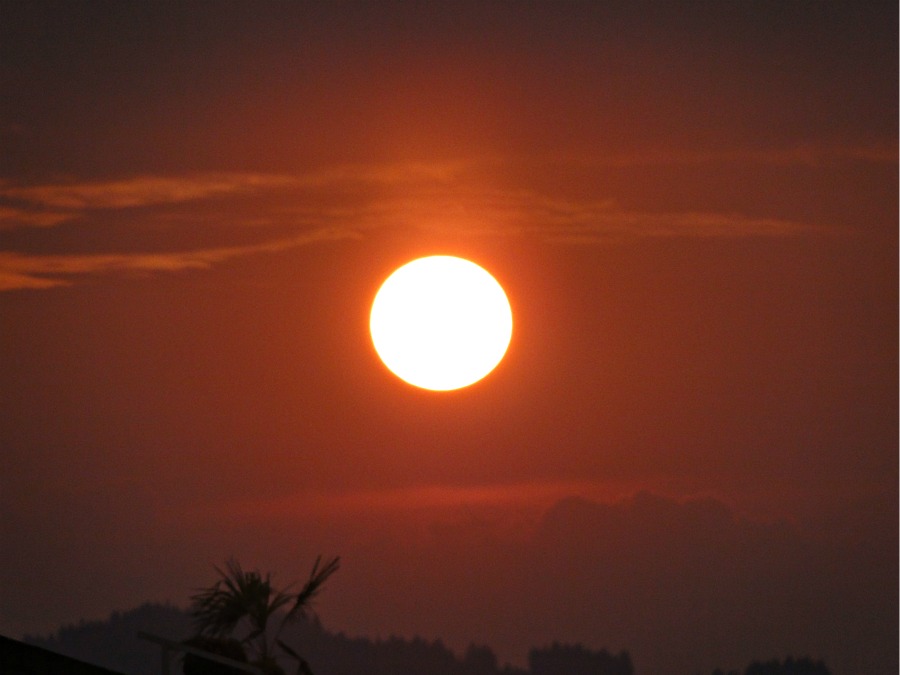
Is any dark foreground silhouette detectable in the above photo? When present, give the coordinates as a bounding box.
[24,603,829,675]
[2,633,124,675]
[186,556,341,675]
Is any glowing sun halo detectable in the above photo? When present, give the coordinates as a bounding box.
[370,256,513,391]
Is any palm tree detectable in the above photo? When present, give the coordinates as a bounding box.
[188,556,340,674]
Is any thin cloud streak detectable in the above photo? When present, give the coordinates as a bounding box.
[0,156,833,290]
[0,173,299,210]
[0,228,359,291]
[174,480,647,525]
[0,163,472,213]
[324,189,821,241]
[0,206,74,229]
[562,142,899,169]
[529,208,819,243]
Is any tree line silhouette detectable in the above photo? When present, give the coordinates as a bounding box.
[24,603,831,675]
[23,558,831,675]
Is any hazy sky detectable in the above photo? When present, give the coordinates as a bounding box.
[1,3,896,674]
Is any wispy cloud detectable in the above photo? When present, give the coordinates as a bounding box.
[563,142,898,168]
[313,188,819,241]
[0,205,74,229]
[0,163,472,213]
[177,479,644,524]
[0,228,358,291]
[522,204,818,242]
[0,173,299,210]
[0,155,836,291]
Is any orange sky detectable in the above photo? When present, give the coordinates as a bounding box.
[0,3,896,674]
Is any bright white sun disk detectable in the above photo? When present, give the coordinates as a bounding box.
[370,256,513,391]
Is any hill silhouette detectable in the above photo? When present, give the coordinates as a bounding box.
[23,603,827,675]
[25,603,536,675]
[25,604,192,675]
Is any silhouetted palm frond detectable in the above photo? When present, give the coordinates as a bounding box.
[191,560,255,637]
[276,639,314,675]
[284,556,340,623]
[191,559,292,645]
[190,556,338,666]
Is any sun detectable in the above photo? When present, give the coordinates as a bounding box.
[370,256,513,391]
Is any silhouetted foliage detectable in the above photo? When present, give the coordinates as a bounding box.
[275,616,516,675]
[30,602,836,675]
[705,657,831,675]
[465,643,499,675]
[27,605,513,675]
[528,642,633,675]
[188,556,339,675]
[743,656,830,675]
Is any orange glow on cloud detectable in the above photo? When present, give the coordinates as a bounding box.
[0,162,831,291]
[178,480,649,526]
